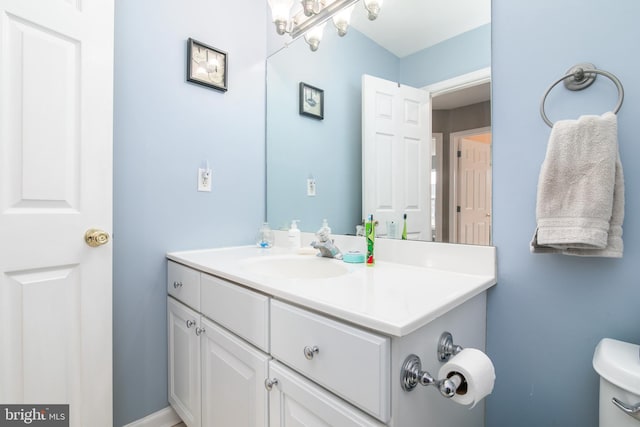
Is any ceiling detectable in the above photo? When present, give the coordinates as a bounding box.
[349,0,491,109]
[350,0,491,58]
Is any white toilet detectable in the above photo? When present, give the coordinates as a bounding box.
[593,338,640,426]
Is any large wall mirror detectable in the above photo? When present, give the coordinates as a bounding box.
[266,0,491,245]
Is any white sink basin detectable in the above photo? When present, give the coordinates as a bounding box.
[241,255,350,279]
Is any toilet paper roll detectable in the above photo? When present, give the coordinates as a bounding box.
[438,348,495,408]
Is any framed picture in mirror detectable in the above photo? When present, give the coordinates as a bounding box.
[187,38,228,92]
[299,82,324,120]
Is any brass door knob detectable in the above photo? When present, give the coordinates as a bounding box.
[85,229,110,247]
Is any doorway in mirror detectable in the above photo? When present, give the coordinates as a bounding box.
[428,68,492,245]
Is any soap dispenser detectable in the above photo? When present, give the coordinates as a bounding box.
[288,220,301,251]
[256,222,275,248]
[319,219,331,236]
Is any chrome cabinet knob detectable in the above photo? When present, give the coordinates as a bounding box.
[303,345,319,360]
[264,378,278,391]
[186,320,196,328]
[195,326,206,336]
[173,281,183,289]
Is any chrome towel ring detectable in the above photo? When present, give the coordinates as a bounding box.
[540,63,624,127]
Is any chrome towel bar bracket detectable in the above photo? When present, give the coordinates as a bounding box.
[540,63,624,127]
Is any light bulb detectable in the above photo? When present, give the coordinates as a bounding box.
[332,4,355,36]
[363,0,383,20]
[301,0,315,16]
[304,22,326,52]
[268,0,294,34]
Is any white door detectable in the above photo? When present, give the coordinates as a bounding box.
[168,298,202,427]
[362,74,431,240]
[201,317,270,427]
[267,361,385,427]
[0,0,113,425]
[457,136,492,245]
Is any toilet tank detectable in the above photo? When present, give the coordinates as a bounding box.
[593,338,640,427]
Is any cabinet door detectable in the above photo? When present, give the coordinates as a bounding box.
[268,361,385,427]
[168,297,202,427]
[201,317,270,427]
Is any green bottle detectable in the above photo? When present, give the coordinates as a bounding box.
[366,214,375,266]
[401,213,407,240]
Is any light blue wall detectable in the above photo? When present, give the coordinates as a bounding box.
[489,1,640,426]
[113,0,266,425]
[400,23,491,88]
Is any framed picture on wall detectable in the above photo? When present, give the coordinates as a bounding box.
[187,38,228,92]
[299,82,324,120]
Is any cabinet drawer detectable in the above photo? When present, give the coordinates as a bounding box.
[270,300,390,422]
[268,361,386,427]
[167,261,200,311]
[200,274,269,352]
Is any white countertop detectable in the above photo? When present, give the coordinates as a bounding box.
[167,243,496,337]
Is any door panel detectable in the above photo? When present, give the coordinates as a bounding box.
[0,0,113,425]
[168,298,201,427]
[201,318,269,427]
[362,74,431,240]
[268,361,384,427]
[458,137,492,245]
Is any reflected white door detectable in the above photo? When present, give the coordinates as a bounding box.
[0,0,114,425]
[362,74,431,240]
[457,137,492,245]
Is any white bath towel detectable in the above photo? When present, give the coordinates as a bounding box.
[530,111,624,257]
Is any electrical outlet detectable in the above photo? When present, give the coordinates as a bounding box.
[198,168,212,192]
[307,178,316,196]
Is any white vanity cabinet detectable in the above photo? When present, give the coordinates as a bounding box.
[167,261,270,427]
[167,260,391,427]
[167,296,202,427]
[167,243,495,427]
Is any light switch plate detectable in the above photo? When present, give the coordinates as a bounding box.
[198,168,212,192]
[307,178,316,196]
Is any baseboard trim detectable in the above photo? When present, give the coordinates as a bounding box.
[122,406,181,427]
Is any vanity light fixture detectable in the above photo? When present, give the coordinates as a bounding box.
[267,0,381,51]
[304,21,327,52]
[363,0,383,20]
[332,3,356,36]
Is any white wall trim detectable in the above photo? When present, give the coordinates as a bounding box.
[122,406,181,427]
[422,67,491,96]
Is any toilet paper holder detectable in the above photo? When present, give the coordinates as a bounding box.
[400,332,466,397]
[438,331,463,362]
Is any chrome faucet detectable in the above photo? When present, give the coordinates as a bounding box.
[310,228,343,260]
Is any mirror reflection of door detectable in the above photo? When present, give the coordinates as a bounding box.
[430,75,492,245]
[362,74,431,241]
[363,73,491,245]
[452,130,492,245]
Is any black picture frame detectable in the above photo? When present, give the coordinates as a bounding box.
[299,82,324,120]
[187,38,228,92]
